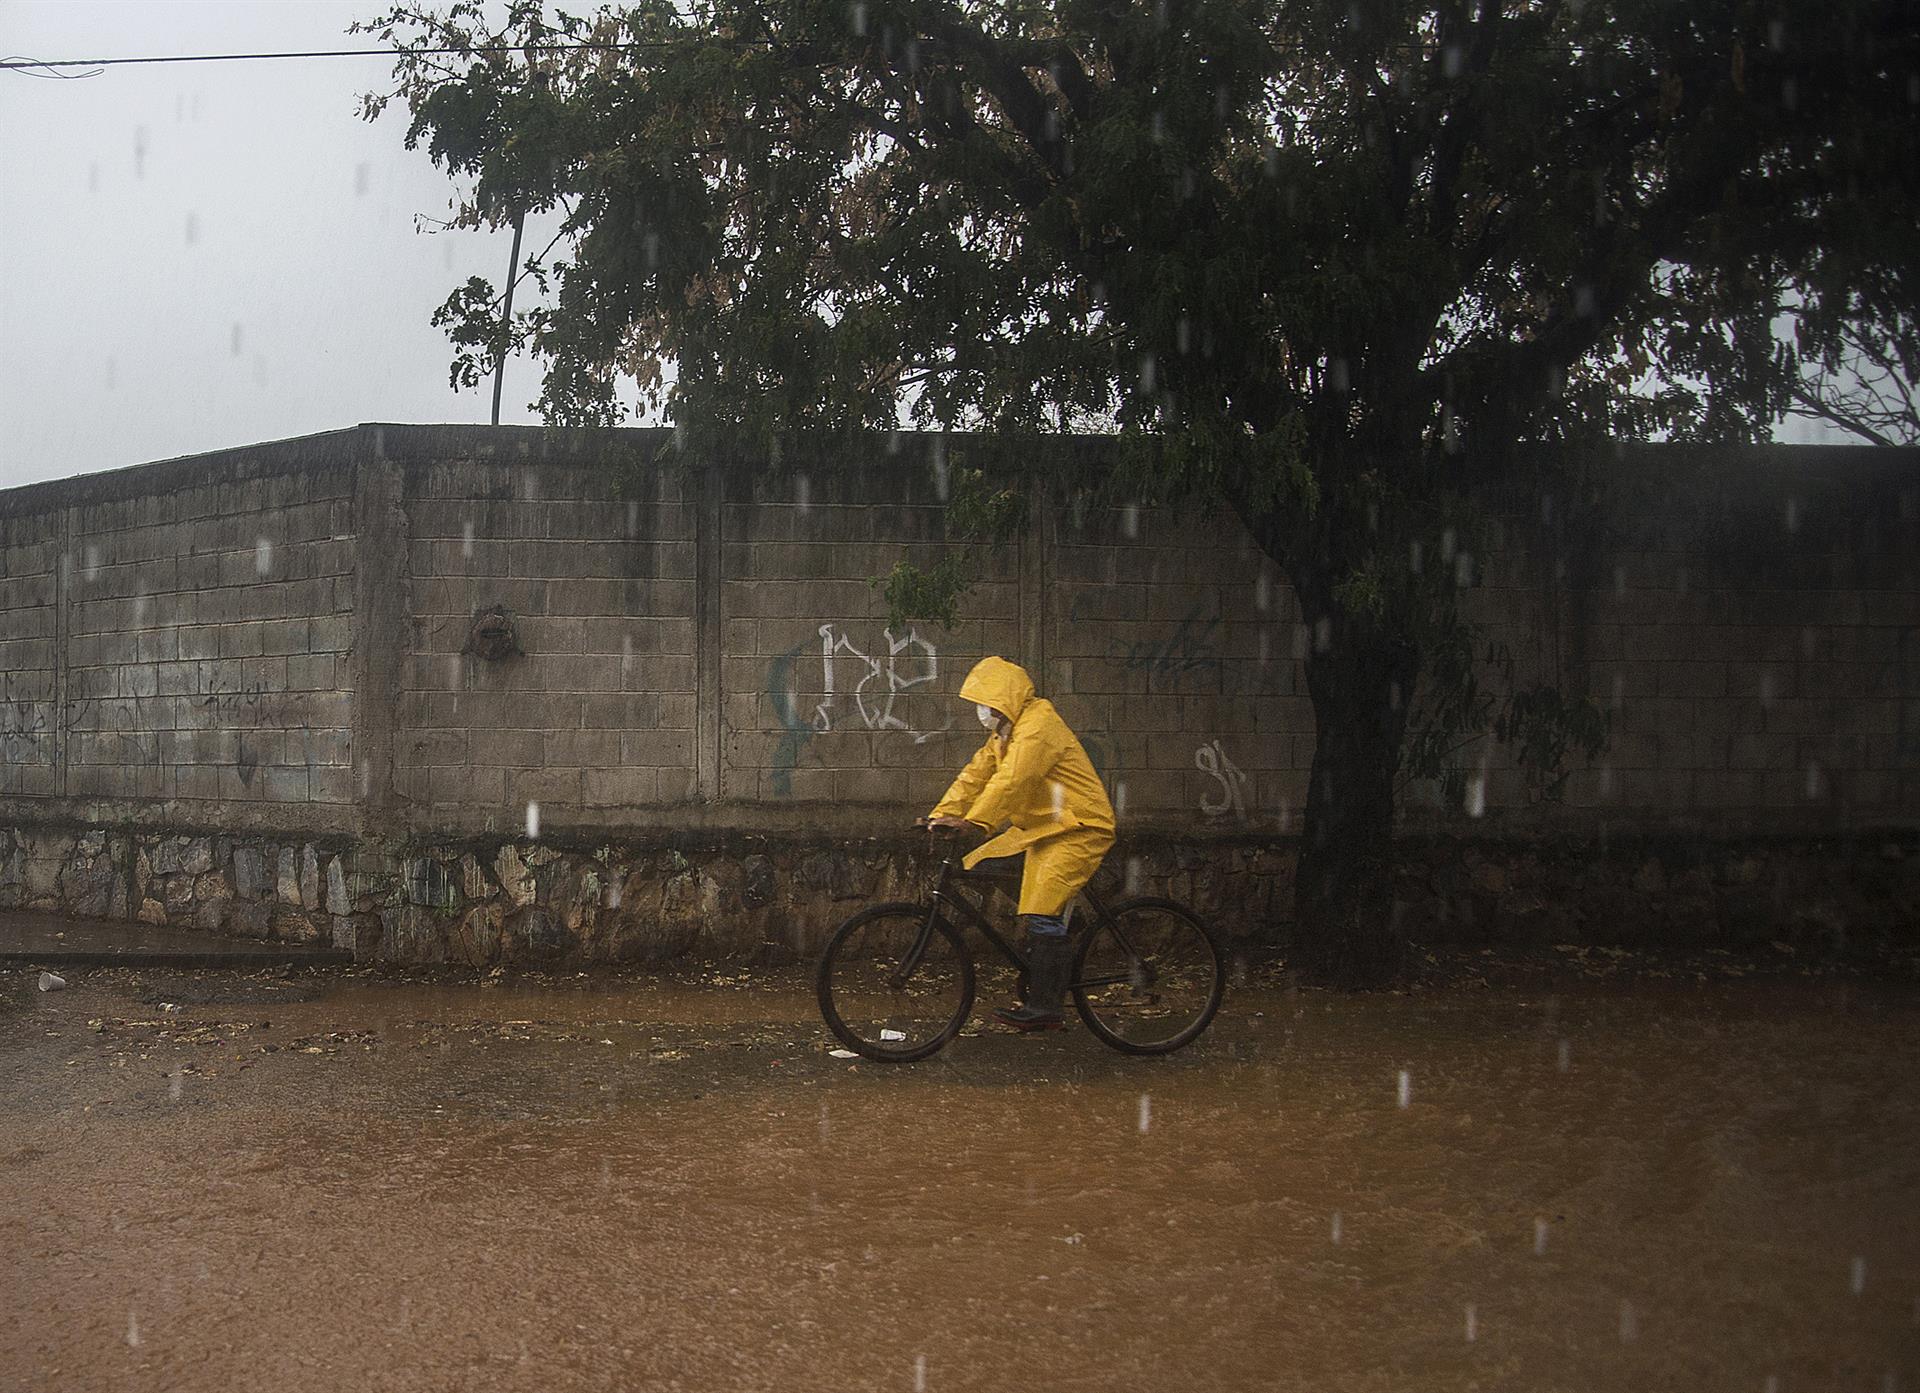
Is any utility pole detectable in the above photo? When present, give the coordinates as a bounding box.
[490,208,525,427]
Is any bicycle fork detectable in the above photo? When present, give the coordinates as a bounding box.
[889,861,955,989]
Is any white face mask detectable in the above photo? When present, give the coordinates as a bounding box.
[976,703,998,730]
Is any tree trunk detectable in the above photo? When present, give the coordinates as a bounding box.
[1291,603,1417,988]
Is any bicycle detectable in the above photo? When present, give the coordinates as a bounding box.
[815,847,1226,1063]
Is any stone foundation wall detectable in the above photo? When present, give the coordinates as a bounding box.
[6,819,1912,969]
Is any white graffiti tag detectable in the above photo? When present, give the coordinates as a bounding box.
[1195,739,1250,819]
[813,625,950,743]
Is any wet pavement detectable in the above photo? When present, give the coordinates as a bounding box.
[0,910,348,968]
[2,958,1916,1392]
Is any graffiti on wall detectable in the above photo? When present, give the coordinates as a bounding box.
[767,624,953,795]
[1112,601,1224,680]
[812,624,946,738]
[0,673,55,765]
[1195,739,1250,819]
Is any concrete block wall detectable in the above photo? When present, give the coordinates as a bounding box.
[0,510,61,798]
[1044,501,1300,828]
[1453,453,1920,828]
[720,461,1020,810]
[0,434,359,828]
[1,427,1915,961]
[62,470,354,806]
[396,454,698,819]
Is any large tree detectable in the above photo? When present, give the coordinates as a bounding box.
[364,0,1920,983]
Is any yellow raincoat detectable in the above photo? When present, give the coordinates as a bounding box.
[929,657,1116,918]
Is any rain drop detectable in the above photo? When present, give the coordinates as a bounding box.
[1396,1069,1412,1108]
[127,1309,142,1347]
[230,323,243,357]
[796,473,811,511]
[526,802,540,839]
[185,212,199,245]
[1465,775,1486,818]
[1618,1300,1638,1342]
[849,2,867,35]
[1124,855,1143,894]
[1122,503,1139,539]
[1330,1211,1342,1244]
[1464,1304,1477,1341]
[913,1354,927,1392]
[255,538,273,576]
[169,1072,182,1101]
[354,162,370,197]
[1785,497,1800,531]
[1851,1255,1867,1295]
[84,546,100,581]
[1533,1217,1549,1254]
[462,520,475,557]
[1557,1039,1571,1071]
[1137,1093,1152,1133]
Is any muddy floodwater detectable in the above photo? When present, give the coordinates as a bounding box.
[3,964,1916,1392]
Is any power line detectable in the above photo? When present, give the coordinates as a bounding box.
[0,42,673,78]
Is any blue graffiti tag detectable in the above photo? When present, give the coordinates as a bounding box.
[766,638,816,797]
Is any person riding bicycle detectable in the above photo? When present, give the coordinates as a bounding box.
[919,656,1116,1031]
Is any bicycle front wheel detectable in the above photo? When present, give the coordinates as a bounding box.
[1072,898,1224,1055]
[816,903,976,1063]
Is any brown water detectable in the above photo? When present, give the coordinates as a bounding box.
[3,971,1917,1391]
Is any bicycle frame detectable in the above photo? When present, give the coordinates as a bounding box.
[893,855,1153,993]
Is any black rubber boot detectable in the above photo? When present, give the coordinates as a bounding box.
[995,931,1073,1031]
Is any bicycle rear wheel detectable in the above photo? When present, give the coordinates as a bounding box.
[816,903,976,1063]
[1071,898,1224,1055]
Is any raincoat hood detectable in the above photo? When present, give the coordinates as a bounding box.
[958,657,1035,724]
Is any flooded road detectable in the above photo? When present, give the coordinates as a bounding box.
[3,965,1916,1392]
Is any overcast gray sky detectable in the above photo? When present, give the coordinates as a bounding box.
[0,0,567,489]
